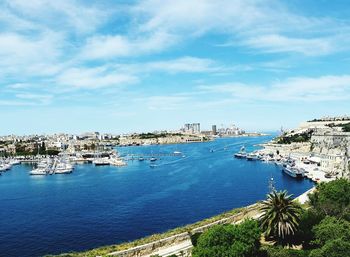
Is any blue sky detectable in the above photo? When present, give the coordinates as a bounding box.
[0,0,349,135]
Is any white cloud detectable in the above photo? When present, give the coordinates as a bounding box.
[132,0,350,56]
[81,31,177,59]
[243,34,334,56]
[56,67,138,89]
[198,75,350,102]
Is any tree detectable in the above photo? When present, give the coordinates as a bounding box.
[192,219,261,257]
[260,190,301,244]
[292,208,323,249]
[308,179,350,220]
[311,216,350,247]
[309,238,350,257]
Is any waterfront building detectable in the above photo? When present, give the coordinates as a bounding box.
[183,123,201,134]
[212,125,217,135]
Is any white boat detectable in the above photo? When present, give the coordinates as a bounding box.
[246,153,259,161]
[9,159,20,165]
[54,161,73,174]
[0,165,7,172]
[30,168,47,175]
[93,158,110,166]
[234,146,246,159]
[282,166,304,178]
[173,151,182,155]
[109,158,127,166]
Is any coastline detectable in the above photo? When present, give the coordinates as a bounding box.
[49,187,315,257]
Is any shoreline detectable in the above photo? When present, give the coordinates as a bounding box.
[50,187,315,257]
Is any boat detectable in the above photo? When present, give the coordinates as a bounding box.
[30,168,47,175]
[246,153,259,161]
[282,166,304,178]
[93,158,110,166]
[234,146,247,159]
[150,157,157,162]
[138,157,144,161]
[55,162,73,174]
[0,165,6,172]
[173,151,182,155]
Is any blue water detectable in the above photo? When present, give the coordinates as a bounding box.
[0,136,314,257]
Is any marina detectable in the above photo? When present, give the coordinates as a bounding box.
[0,136,314,257]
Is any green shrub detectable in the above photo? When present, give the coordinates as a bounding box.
[311,216,350,247]
[260,246,309,257]
[309,238,350,257]
[192,219,261,257]
[308,179,350,220]
[292,209,323,248]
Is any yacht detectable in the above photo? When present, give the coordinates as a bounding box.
[234,146,246,159]
[150,157,157,162]
[30,168,47,175]
[282,165,304,178]
[246,153,259,161]
[55,163,73,174]
[93,158,110,166]
[0,164,7,172]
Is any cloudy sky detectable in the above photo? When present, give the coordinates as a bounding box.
[0,0,349,135]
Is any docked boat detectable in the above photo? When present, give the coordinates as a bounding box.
[55,162,73,174]
[234,146,246,158]
[246,153,259,161]
[93,158,110,166]
[138,157,144,161]
[173,151,182,155]
[30,168,47,175]
[150,157,157,162]
[282,166,304,178]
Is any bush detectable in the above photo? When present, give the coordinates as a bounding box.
[192,219,261,257]
[311,216,350,247]
[292,209,324,248]
[260,246,309,257]
[309,238,350,257]
[308,179,350,220]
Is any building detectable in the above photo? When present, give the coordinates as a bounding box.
[212,125,217,135]
[183,123,201,134]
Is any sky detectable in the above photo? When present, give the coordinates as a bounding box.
[0,0,350,135]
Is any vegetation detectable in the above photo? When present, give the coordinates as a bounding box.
[260,190,302,244]
[276,131,313,144]
[326,122,350,132]
[308,178,350,220]
[190,179,350,257]
[136,133,183,139]
[192,219,261,257]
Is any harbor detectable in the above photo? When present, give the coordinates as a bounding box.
[0,136,314,257]
[233,146,335,183]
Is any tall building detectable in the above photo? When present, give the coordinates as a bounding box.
[212,125,217,135]
[183,123,201,134]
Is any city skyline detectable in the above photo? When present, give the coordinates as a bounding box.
[1,0,350,135]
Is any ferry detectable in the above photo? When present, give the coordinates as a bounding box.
[282,166,304,178]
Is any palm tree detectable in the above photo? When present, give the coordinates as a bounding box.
[260,190,301,243]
